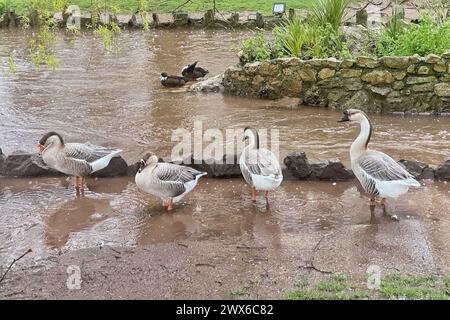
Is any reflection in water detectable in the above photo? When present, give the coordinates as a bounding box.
[45,197,112,248]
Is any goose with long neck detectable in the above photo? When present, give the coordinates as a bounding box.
[338,109,420,215]
[135,152,207,211]
[239,127,283,202]
[37,132,122,194]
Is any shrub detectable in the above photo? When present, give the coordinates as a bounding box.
[311,0,353,33]
[234,31,272,64]
[376,15,450,56]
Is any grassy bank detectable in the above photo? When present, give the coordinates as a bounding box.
[285,274,450,300]
[3,0,318,15]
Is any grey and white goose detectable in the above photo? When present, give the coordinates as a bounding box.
[181,61,209,80]
[37,132,122,193]
[160,72,187,87]
[338,109,420,213]
[135,152,207,211]
[239,127,283,202]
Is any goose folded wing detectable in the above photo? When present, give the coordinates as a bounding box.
[154,163,198,184]
[244,149,281,177]
[64,143,118,163]
[358,151,413,182]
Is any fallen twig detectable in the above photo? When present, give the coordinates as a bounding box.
[0,249,32,284]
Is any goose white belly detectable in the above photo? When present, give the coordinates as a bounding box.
[173,173,206,203]
[251,173,283,191]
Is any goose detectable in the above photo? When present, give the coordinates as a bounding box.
[239,127,283,202]
[338,109,420,213]
[135,152,207,211]
[160,72,187,87]
[37,132,122,193]
[181,61,209,80]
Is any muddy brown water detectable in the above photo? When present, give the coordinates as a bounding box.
[0,30,449,285]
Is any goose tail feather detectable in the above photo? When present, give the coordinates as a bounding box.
[90,149,122,172]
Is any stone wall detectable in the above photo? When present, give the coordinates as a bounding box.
[223,54,450,113]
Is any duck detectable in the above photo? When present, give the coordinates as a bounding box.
[160,72,187,87]
[239,127,283,202]
[181,61,209,80]
[135,152,207,211]
[37,132,122,193]
[338,109,420,214]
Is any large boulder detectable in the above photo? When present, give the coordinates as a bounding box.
[92,156,129,177]
[398,159,435,180]
[435,159,450,180]
[1,151,61,177]
[283,151,312,179]
[190,74,224,93]
[310,160,355,181]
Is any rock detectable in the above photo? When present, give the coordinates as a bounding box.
[356,9,368,26]
[368,85,391,96]
[204,9,214,26]
[255,12,264,28]
[343,26,371,56]
[318,68,335,79]
[338,69,362,78]
[381,56,409,69]
[417,66,430,75]
[343,78,363,90]
[411,83,434,92]
[228,13,239,26]
[424,54,440,64]
[434,83,450,97]
[92,156,128,177]
[398,159,434,180]
[1,151,62,177]
[392,71,406,80]
[0,148,5,172]
[392,81,405,90]
[303,86,327,107]
[298,68,317,81]
[283,151,312,179]
[342,90,369,109]
[406,76,437,84]
[356,56,379,68]
[435,159,450,180]
[310,160,354,181]
[190,74,224,93]
[361,70,394,85]
[433,61,446,73]
[172,11,189,27]
[340,59,355,68]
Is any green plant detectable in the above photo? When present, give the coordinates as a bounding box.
[310,0,352,33]
[93,22,121,51]
[375,15,450,56]
[234,31,272,64]
[273,16,311,58]
[138,0,150,31]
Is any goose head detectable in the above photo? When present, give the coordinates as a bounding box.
[138,152,159,173]
[160,72,168,81]
[338,109,368,123]
[37,132,64,155]
[243,127,260,149]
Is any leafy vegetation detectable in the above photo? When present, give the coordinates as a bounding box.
[375,15,450,57]
[310,0,352,33]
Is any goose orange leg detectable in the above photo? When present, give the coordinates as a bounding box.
[77,176,85,193]
[369,194,376,208]
[167,197,174,211]
[251,187,257,202]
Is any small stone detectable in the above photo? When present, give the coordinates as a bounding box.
[424,54,440,64]
[433,61,446,73]
[409,55,422,64]
[393,71,406,80]
[434,83,450,97]
[442,52,450,59]
[406,76,437,84]
[298,68,317,81]
[407,65,415,73]
[393,81,405,90]
[338,68,362,78]
[411,83,435,92]
[368,86,391,96]
[417,66,430,75]
[318,68,336,79]
[340,59,355,68]
[356,56,379,68]
[381,56,410,69]
[361,70,394,85]
[344,78,363,90]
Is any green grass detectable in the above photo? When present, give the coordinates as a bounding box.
[3,0,318,15]
[285,273,450,300]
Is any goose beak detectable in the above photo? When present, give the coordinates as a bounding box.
[338,113,350,123]
[37,143,44,155]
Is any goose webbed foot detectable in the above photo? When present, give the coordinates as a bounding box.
[380,198,399,221]
[74,176,85,195]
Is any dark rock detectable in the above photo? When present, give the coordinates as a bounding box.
[398,159,434,180]
[189,154,241,178]
[310,160,355,181]
[127,162,140,176]
[283,151,312,179]
[435,159,450,180]
[0,148,5,172]
[1,151,62,177]
[92,156,128,178]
